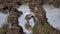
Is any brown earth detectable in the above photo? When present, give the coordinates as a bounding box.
[0,0,60,34]
[28,0,60,34]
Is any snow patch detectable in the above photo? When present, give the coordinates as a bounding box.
[43,4,60,30]
[0,13,8,27]
[18,4,35,34]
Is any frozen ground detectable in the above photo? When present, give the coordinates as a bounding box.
[0,4,60,34]
[18,4,60,31]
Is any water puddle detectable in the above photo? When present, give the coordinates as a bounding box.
[43,4,60,30]
[0,13,8,27]
[17,4,35,34]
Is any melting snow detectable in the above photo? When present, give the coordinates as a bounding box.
[0,13,8,27]
[0,4,60,34]
[18,4,35,34]
[43,4,60,30]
